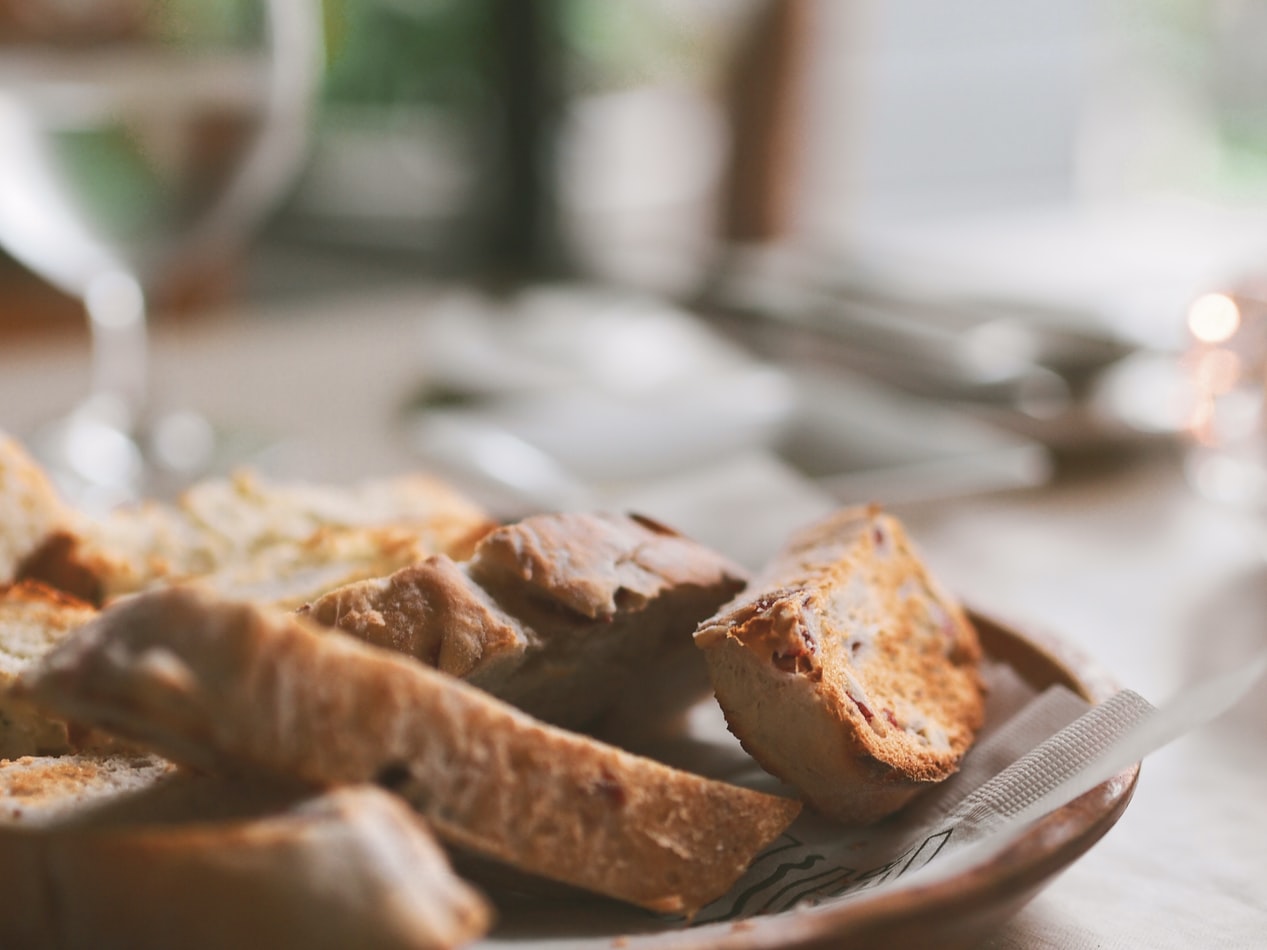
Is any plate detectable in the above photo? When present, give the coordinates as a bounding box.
[482,612,1140,950]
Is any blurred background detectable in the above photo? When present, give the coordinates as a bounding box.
[5,10,1264,947]
[6,1,1266,303]
[4,0,1267,528]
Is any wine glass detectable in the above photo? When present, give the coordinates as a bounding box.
[0,0,323,509]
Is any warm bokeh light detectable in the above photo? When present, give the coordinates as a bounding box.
[1192,347,1243,396]
[1187,292,1241,344]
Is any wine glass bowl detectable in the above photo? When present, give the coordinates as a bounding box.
[0,0,322,508]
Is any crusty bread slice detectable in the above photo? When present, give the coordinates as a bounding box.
[0,753,176,826]
[177,468,491,554]
[694,505,986,826]
[0,581,107,758]
[0,433,81,585]
[21,586,801,915]
[167,470,495,606]
[303,512,748,729]
[17,467,495,608]
[302,556,531,681]
[0,755,491,950]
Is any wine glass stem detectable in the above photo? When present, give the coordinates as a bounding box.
[85,269,149,429]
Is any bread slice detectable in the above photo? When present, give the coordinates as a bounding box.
[21,586,801,915]
[0,755,491,950]
[694,505,985,825]
[0,753,176,825]
[174,466,499,572]
[0,433,81,586]
[17,468,495,609]
[0,581,106,758]
[302,512,748,729]
[302,555,530,682]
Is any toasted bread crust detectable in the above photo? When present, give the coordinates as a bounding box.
[22,586,799,915]
[0,756,491,950]
[12,467,495,609]
[467,512,743,620]
[43,786,491,950]
[0,581,104,758]
[695,506,985,825]
[304,513,748,729]
[0,434,80,586]
[301,557,529,680]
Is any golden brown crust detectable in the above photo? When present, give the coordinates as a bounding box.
[0,581,107,758]
[303,513,749,730]
[22,586,800,915]
[0,580,95,614]
[468,512,738,618]
[47,786,491,950]
[300,557,528,679]
[16,531,111,607]
[0,434,81,587]
[12,466,495,609]
[0,756,491,950]
[695,506,985,825]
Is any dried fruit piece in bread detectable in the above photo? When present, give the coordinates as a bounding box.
[694,505,985,825]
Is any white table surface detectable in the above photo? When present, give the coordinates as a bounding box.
[2,286,1264,948]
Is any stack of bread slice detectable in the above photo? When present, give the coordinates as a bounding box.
[2,432,495,609]
[2,430,988,947]
[0,432,804,947]
[20,586,802,917]
[0,587,495,950]
[301,510,749,730]
[0,433,517,948]
[0,754,492,950]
